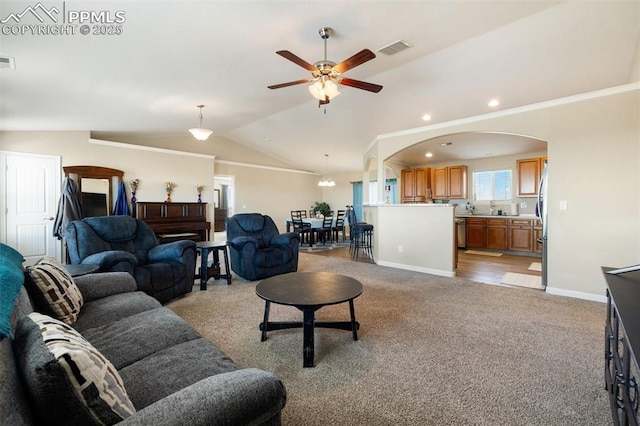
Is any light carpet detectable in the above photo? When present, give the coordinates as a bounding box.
[465,250,503,257]
[500,272,544,289]
[528,262,543,271]
[301,240,350,253]
[167,253,608,425]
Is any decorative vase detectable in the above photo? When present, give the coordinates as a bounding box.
[166,194,172,203]
[131,191,137,203]
[197,193,202,203]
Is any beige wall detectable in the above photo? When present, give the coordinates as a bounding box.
[0,131,325,235]
[321,171,363,213]
[374,87,640,299]
[365,204,456,276]
[0,131,216,209]
[93,132,299,169]
[213,161,321,233]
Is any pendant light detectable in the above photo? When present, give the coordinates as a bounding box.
[318,154,336,187]
[188,105,213,141]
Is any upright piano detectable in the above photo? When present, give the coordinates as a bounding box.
[134,201,211,243]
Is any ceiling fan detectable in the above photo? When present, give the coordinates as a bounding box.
[268,27,383,106]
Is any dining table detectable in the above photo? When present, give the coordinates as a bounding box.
[285,216,337,246]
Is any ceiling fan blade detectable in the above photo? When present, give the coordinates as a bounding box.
[276,50,317,72]
[339,77,383,93]
[268,79,313,90]
[333,49,376,74]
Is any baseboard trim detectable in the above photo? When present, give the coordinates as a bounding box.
[545,286,606,303]
[376,261,455,278]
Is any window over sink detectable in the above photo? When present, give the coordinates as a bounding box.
[473,169,512,201]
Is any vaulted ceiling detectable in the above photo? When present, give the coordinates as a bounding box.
[1,1,638,173]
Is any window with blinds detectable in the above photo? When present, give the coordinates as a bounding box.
[473,170,512,201]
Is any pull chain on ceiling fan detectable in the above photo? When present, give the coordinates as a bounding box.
[268,27,383,107]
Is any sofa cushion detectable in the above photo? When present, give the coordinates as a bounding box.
[14,313,136,425]
[73,291,161,333]
[26,257,83,325]
[80,307,202,370]
[118,337,239,409]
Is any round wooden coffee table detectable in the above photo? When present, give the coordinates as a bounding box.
[255,272,363,368]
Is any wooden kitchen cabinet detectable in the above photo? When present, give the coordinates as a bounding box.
[465,217,486,248]
[448,165,467,199]
[533,219,543,253]
[431,165,468,199]
[401,168,431,203]
[517,157,544,197]
[508,218,533,251]
[486,218,508,250]
[431,167,448,199]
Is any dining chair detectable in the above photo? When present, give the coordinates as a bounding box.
[291,210,312,245]
[332,210,347,242]
[315,215,334,245]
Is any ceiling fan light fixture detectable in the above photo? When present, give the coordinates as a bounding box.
[309,78,340,101]
[188,105,213,141]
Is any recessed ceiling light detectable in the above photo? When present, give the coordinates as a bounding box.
[440,142,452,146]
[422,114,431,121]
[488,99,500,107]
[425,152,433,158]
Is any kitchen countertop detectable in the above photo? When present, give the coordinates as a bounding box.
[455,213,538,219]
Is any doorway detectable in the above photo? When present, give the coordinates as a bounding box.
[213,175,234,239]
[1,151,61,264]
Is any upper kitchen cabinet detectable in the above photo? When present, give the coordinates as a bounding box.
[517,157,546,197]
[401,167,431,203]
[431,165,468,199]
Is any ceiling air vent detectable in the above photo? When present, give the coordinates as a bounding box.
[377,40,412,56]
[0,56,16,69]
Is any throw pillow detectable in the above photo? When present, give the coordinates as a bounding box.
[0,255,25,340]
[26,256,83,325]
[0,242,25,265]
[14,312,136,424]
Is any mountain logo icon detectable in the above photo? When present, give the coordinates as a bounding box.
[1,2,60,24]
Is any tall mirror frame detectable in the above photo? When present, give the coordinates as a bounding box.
[63,166,124,216]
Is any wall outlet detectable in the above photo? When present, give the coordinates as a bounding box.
[398,245,403,253]
[559,200,568,210]
[520,202,527,208]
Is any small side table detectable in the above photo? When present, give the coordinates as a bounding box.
[64,264,99,277]
[196,240,232,290]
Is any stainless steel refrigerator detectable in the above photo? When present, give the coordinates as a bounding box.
[536,160,548,288]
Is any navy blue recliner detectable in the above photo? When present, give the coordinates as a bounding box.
[65,216,196,303]
[226,213,300,281]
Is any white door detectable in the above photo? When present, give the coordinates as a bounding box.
[1,152,61,265]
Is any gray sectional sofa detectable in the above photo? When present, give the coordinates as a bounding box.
[0,243,286,425]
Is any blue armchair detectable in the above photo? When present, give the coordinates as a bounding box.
[65,216,196,303]
[226,213,300,281]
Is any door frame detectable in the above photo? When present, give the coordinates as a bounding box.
[1,150,62,261]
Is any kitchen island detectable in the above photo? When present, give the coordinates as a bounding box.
[363,204,456,277]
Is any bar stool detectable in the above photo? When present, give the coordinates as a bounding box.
[346,207,373,261]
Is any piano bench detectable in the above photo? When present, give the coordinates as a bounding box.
[158,232,200,244]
